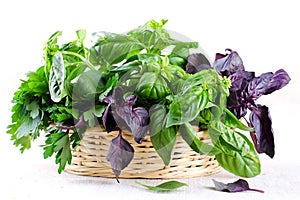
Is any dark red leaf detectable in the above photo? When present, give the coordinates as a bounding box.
[185,53,212,74]
[247,69,291,100]
[249,105,275,158]
[110,87,149,143]
[213,49,245,77]
[213,179,264,193]
[102,96,117,132]
[106,130,134,182]
[56,114,87,130]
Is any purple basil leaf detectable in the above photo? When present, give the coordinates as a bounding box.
[56,114,87,130]
[226,70,255,119]
[249,105,275,158]
[102,96,117,132]
[226,92,249,119]
[229,70,255,92]
[130,107,149,143]
[106,131,134,183]
[213,49,245,76]
[247,69,291,99]
[213,179,264,193]
[108,87,150,143]
[103,106,117,132]
[186,53,212,74]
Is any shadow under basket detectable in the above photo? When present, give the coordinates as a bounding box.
[65,126,221,179]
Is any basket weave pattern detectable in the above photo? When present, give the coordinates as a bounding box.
[65,126,221,179]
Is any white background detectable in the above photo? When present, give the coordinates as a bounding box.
[0,0,299,199]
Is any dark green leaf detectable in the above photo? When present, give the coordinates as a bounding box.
[166,87,208,127]
[98,74,119,101]
[179,123,220,155]
[149,105,178,165]
[43,131,72,174]
[73,70,104,102]
[136,180,188,192]
[135,72,171,101]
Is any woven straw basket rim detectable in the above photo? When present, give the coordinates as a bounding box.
[65,126,221,179]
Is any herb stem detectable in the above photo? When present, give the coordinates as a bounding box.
[248,188,265,193]
[61,51,96,71]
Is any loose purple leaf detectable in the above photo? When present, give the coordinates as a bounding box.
[213,179,264,193]
[249,105,275,158]
[106,130,134,182]
[185,53,212,74]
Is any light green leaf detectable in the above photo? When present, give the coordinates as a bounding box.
[225,109,254,131]
[136,180,188,192]
[179,123,220,156]
[210,123,261,177]
[76,29,86,45]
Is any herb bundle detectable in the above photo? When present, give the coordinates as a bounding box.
[7,19,290,180]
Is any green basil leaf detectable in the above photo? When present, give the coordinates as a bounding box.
[73,70,104,101]
[135,72,171,101]
[89,33,143,67]
[49,52,65,102]
[166,87,208,127]
[181,69,220,93]
[225,108,254,131]
[179,123,220,156]
[98,73,119,101]
[210,123,261,177]
[136,180,188,192]
[149,105,178,166]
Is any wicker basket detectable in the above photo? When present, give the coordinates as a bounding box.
[65,126,221,179]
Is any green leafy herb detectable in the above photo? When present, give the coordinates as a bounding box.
[7,19,268,179]
[136,180,188,192]
[43,130,72,173]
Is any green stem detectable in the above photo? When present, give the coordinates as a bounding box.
[61,51,96,71]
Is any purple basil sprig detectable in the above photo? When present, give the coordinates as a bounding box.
[186,49,291,158]
[102,87,149,143]
[103,87,149,180]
